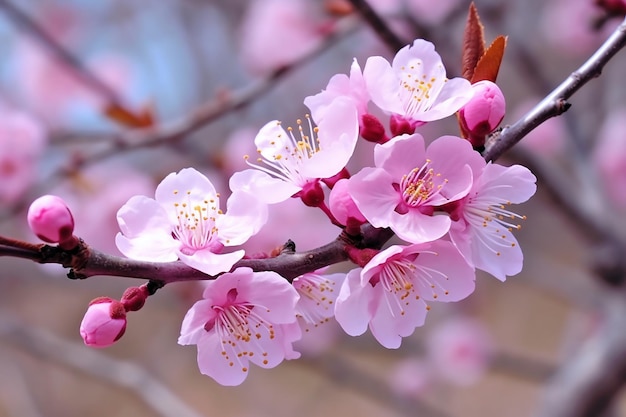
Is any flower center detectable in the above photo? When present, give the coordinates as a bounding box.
[396,159,447,213]
[399,61,446,117]
[244,115,321,187]
[171,189,223,254]
[205,289,275,372]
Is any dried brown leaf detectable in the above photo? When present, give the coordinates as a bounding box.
[471,35,507,83]
[461,2,486,81]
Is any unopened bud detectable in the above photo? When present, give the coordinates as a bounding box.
[27,195,78,249]
[458,80,506,148]
[121,285,149,312]
[80,298,127,348]
[360,114,388,143]
[299,180,325,207]
[329,178,366,234]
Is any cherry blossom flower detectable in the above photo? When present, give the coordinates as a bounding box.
[292,271,345,331]
[348,134,482,244]
[116,168,267,276]
[230,97,359,204]
[446,162,537,281]
[335,241,475,348]
[0,108,46,204]
[178,267,301,386]
[362,39,473,131]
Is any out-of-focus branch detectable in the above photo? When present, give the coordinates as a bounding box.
[483,16,626,162]
[0,0,124,107]
[0,314,206,417]
[346,0,406,51]
[535,285,626,417]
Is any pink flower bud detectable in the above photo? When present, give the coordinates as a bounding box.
[27,195,77,248]
[80,298,127,348]
[360,113,388,143]
[121,285,149,312]
[459,80,506,148]
[329,178,366,232]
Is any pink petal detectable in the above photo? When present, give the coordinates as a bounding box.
[216,191,268,246]
[334,268,375,336]
[348,167,400,228]
[374,134,427,180]
[196,332,250,386]
[178,249,245,276]
[229,169,301,204]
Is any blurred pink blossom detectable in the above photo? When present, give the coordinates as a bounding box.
[0,108,46,204]
[335,241,475,348]
[387,357,432,398]
[178,267,301,386]
[514,99,567,156]
[239,0,327,75]
[426,317,493,386]
[593,108,626,208]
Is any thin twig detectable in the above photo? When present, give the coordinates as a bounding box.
[483,16,626,162]
[346,0,406,52]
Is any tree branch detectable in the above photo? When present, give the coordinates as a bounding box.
[483,16,626,162]
[346,0,406,52]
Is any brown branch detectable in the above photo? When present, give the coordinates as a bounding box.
[483,16,626,162]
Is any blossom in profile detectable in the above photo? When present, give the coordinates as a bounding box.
[362,39,473,132]
[178,268,301,386]
[304,58,370,123]
[334,241,475,348]
[292,271,345,331]
[0,108,46,204]
[230,97,358,204]
[348,134,483,244]
[116,168,267,275]
[445,162,537,281]
[80,298,127,348]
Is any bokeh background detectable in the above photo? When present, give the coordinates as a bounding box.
[1,0,626,416]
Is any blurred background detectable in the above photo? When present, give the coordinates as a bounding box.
[1,0,626,416]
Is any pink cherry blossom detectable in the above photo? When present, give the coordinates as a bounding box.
[362,39,473,130]
[348,134,483,243]
[293,271,345,331]
[0,108,46,204]
[426,317,493,386]
[178,267,301,386]
[80,298,127,348]
[334,241,475,348]
[328,178,366,228]
[238,0,326,75]
[230,97,359,204]
[116,168,267,276]
[27,194,77,248]
[446,162,537,281]
[304,58,370,123]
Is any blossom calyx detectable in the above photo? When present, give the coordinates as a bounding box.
[27,195,79,250]
[458,80,506,148]
[80,298,127,348]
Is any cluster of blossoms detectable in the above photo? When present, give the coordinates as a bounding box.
[29,39,536,386]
